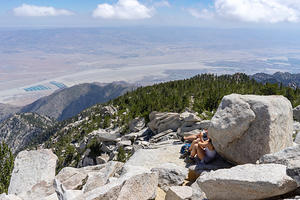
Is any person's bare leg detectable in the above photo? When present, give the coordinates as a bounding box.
[189,138,199,151]
[184,134,198,142]
[190,143,198,158]
[196,145,205,160]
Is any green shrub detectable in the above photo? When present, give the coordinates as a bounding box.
[0,142,14,194]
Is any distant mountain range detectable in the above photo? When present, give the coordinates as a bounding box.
[21,82,134,121]
[251,72,300,88]
[0,82,135,122]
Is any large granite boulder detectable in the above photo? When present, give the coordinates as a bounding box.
[197,164,297,200]
[8,149,57,196]
[209,94,293,164]
[294,105,300,122]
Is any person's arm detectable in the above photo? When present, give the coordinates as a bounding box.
[184,134,198,141]
[196,132,203,142]
[197,140,209,149]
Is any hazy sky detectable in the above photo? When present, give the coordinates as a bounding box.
[1,0,300,28]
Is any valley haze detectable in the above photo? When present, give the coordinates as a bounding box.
[1,27,300,106]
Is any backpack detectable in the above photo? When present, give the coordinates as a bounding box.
[180,143,191,155]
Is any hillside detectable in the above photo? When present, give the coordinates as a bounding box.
[21,82,134,121]
[0,104,20,123]
[38,73,300,171]
[252,72,300,88]
[0,113,55,153]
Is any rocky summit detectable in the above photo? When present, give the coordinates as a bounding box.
[2,94,300,200]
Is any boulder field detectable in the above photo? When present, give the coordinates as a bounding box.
[2,94,300,200]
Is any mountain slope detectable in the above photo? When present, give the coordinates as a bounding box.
[0,104,21,123]
[252,72,300,88]
[39,73,300,170]
[0,113,55,153]
[21,82,134,121]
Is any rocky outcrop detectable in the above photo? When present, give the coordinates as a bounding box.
[100,105,118,117]
[197,164,298,200]
[148,112,182,134]
[149,129,178,143]
[148,111,205,138]
[209,94,293,164]
[129,117,145,132]
[0,113,55,153]
[8,149,57,196]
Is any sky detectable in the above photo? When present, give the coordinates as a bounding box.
[1,0,300,28]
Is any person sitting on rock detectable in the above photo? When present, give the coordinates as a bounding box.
[188,130,216,164]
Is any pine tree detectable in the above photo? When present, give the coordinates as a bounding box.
[0,142,14,194]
